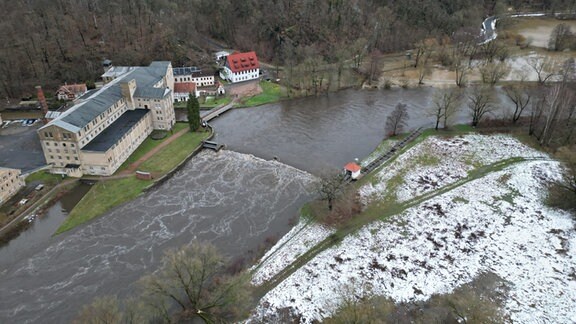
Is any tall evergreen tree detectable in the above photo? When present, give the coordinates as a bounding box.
[187,93,200,132]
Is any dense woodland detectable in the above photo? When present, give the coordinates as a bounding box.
[0,0,575,98]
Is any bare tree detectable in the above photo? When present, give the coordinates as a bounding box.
[503,84,532,123]
[140,242,252,323]
[527,56,559,84]
[537,59,576,146]
[74,296,122,324]
[480,40,509,63]
[74,296,145,324]
[468,86,494,127]
[548,23,574,51]
[479,61,510,86]
[430,88,461,130]
[529,89,547,136]
[367,50,383,85]
[547,149,576,212]
[413,39,433,68]
[453,56,469,88]
[317,173,347,211]
[416,48,432,85]
[386,102,410,136]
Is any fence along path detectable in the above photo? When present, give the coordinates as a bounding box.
[361,127,424,175]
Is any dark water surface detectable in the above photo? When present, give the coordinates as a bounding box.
[0,151,314,323]
[0,183,91,267]
[211,87,509,174]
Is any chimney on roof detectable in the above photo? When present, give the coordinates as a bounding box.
[36,86,49,124]
[102,59,113,72]
[120,79,136,109]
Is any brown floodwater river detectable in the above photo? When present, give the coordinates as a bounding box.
[0,87,512,323]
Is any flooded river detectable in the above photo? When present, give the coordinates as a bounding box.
[211,87,508,174]
[0,87,513,323]
[0,151,314,323]
[0,183,91,267]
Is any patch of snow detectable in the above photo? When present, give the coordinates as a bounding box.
[360,134,547,204]
[504,54,565,82]
[251,220,335,286]
[251,136,575,323]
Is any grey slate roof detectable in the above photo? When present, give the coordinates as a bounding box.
[82,109,149,152]
[39,61,171,133]
[173,66,200,76]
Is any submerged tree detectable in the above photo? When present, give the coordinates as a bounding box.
[527,56,559,85]
[74,296,146,324]
[468,86,494,127]
[187,93,201,132]
[479,61,510,86]
[503,84,531,123]
[386,102,410,136]
[430,88,461,130]
[548,23,574,51]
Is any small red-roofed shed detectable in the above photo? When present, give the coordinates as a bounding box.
[344,162,361,180]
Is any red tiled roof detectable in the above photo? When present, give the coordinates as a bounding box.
[226,51,259,73]
[57,83,87,95]
[174,82,196,93]
[344,162,361,172]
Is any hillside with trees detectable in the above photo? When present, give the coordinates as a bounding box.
[1,0,572,98]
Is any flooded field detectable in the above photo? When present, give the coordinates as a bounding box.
[507,18,576,48]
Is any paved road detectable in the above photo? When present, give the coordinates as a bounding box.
[0,123,45,171]
[479,12,549,44]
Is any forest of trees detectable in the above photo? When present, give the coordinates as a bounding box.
[1,0,574,99]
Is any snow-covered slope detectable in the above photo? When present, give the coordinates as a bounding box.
[250,134,576,323]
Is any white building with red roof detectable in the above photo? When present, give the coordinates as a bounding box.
[220,51,260,83]
[55,83,87,101]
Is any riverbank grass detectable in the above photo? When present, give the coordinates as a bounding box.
[24,171,63,185]
[237,81,283,107]
[174,96,232,109]
[201,96,231,109]
[55,177,152,234]
[116,123,189,173]
[56,128,210,234]
[138,130,210,174]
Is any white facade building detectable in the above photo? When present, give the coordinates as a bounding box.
[220,51,260,83]
[38,61,175,177]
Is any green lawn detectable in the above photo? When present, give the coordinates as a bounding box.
[116,123,189,173]
[55,177,152,234]
[201,96,231,109]
[25,171,63,185]
[138,130,209,173]
[56,127,209,235]
[236,81,283,107]
[174,96,232,109]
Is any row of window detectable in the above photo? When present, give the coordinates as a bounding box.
[45,142,75,148]
[176,76,213,82]
[1,177,18,186]
[236,69,258,74]
[49,155,79,161]
[80,105,126,146]
[46,148,75,154]
[234,74,259,82]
